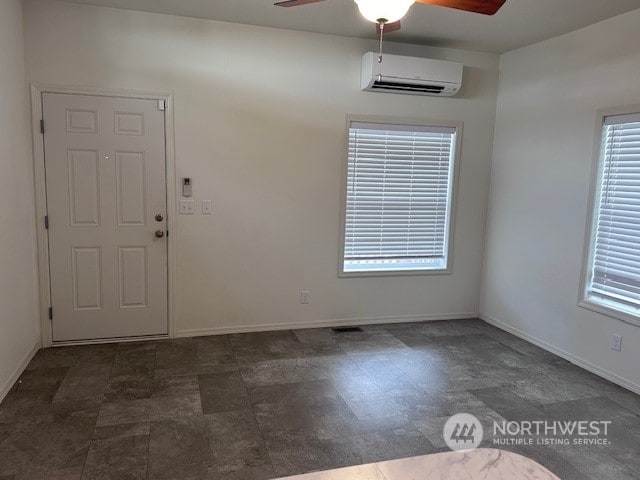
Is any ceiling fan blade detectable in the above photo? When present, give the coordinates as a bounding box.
[377,20,402,35]
[416,0,507,15]
[274,0,326,6]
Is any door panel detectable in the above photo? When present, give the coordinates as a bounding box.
[71,246,103,310]
[68,149,100,226]
[118,246,148,308]
[116,151,147,226]
[43,93,168,342]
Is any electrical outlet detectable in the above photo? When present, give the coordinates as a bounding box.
[300,290,311,305]
[611,334,622,352]
[202,200,212,215]
[179,200,195,214]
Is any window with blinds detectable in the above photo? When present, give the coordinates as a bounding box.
[341,120,459,274]
[585,112,640,317]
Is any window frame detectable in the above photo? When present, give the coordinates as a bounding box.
[579,105,640,327]
[338,115,463,278]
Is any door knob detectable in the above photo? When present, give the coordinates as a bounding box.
[155,230,165,238]
[155,214,164,222]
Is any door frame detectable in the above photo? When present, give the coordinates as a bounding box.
[30,84,178,347]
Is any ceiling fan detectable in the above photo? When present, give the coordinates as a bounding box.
[275,0,507,33]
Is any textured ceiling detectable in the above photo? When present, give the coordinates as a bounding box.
[57,0,640,53]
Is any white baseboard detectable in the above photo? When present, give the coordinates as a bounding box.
[53,334,169,347]
[480,313,640,396]
[0,341,41,403]
[176,312,479,338]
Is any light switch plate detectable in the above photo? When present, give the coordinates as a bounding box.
[202,200,212,215]
[612,334,622,352]
[300,290,311,304]
[179,200,195,214]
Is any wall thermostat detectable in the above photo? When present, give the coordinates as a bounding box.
[182,177,192,197]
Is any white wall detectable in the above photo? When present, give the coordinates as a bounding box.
[23,0,499,336]
[482,9,640,391]
[0,0,41,400]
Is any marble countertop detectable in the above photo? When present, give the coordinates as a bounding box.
[276,449,560,480]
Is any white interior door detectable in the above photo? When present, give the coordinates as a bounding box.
[43,93,168,342]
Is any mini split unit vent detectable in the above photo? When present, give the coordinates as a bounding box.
[361,52,463,97]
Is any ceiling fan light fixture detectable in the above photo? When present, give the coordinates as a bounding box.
[355,0,415,24]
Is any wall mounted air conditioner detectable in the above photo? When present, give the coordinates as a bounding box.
[361,52,463,97]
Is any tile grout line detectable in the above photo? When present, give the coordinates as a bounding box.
[145,340,161,480]
[235,344,280,480]
[79,348,117,480]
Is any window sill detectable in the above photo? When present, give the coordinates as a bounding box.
[578,296,640,328]
[338,267,452,278]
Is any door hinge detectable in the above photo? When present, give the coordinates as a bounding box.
[40,119,45,134]
[158,100,166,111]
[48,307,53,320]
[44,215,49,229]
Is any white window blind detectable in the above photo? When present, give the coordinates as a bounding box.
[588,113,640,309]
[343,121,457,273]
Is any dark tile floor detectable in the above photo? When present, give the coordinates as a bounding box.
[1,319,640,479]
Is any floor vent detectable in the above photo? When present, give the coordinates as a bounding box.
[332,327,363,333]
